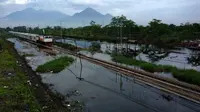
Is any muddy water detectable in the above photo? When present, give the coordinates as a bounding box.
[9,38,200,112]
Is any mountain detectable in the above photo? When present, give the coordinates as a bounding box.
[1,8,69,27]
[5,8,68,21]
[72,7,103,18]
[105,13,113,19]
[1,8,113,27]
[63,8,113,27]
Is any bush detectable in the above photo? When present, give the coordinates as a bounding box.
[162,65,176,72]
[172,69,200,86]
[140,63,155,72]
[89,42,101,52]
[36,56,74,73]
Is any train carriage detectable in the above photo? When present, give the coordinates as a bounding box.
[9,31,53,46]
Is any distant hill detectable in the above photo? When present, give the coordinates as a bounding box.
[1,8,69,27]
[73,7,103,18]
[1,8,113,27]
[62,7,113,27]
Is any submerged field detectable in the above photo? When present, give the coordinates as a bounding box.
[0,39,41,111]
[112,54,200,86]
[36,56,74,73]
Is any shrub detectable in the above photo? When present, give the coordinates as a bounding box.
[140,63,155,72]
[89,42,101,52]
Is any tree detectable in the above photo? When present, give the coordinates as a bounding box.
[13,26,27,32]
[108,15,139,39]
[9,15,200,45]
[90,21,96,26]
[88,20,102,38]
[89,42,101,52]
[5,27,12,31]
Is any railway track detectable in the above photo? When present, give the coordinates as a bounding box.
[18,37,200,104]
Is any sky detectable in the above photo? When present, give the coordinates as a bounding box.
[0,0,200,25]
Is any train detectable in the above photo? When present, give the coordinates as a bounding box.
[9,31,53,46]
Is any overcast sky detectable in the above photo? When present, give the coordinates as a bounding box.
[0,0,200,25]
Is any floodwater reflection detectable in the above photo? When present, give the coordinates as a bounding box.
[187,51,200,66]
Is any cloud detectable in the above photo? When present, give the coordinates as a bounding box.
[68,0,105,6]
[0,0,32,5]
[0,0,200,25]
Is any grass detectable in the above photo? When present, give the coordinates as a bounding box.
[36,56,74,73]
[22,53,35,57]
[112,54,200,86]
[0,38,41,112]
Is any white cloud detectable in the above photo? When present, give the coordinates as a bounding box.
[0,0,32,5]
[0,0,200,24]
[68,0,105,6]
[15,0,30,4]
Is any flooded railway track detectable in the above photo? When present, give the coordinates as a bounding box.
[18,37,200,104]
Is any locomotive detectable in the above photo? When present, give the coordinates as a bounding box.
[9,31,53,46]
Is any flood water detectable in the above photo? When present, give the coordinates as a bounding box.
[57,38,200,72]
[9,38,200,112]
[42,59,200,112]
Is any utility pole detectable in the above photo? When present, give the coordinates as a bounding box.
[37,24,40,35]
[60,21,63,43]
[74,40,83,80]
[0,19,1,37]
[82,20,86,48]
[119,19,123,52]
[120,25,122,48]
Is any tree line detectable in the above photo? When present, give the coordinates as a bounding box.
[5,15,200,46]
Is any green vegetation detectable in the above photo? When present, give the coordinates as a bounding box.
[0,38,41,111]
[22,53,35,57]
[0,29,12,39]
[112,54,200,86]
[89,42,101,52]
[7,15,200,46]
[36,56,74,73]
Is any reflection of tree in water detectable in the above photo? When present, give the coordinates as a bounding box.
[112,46,140,58]
[187,51,200,66]
[121,48,140,57]
[120,74,124,92]
[141,45,169,62]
